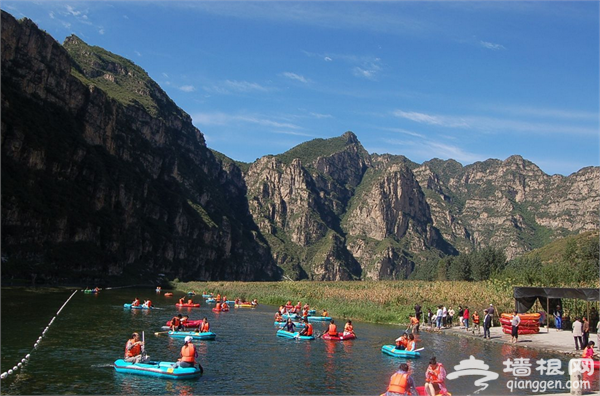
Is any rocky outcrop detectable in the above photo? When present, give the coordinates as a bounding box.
[1,11,279,284]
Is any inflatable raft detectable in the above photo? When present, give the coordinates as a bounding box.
[235,303,253,308]
[212,307,229,313]
[176,303,200,308]
[275,321,306,328]
[276,329,315,340]
[323,332,356,341]
[113,359,201,379]
[501,325,539,335]
[202,294,213,298]
[165,319,202,328]
[205,298,216,303]
[307,316,332,322]
[167,331,216,340]
[164,293,173,297]
[381,345,421,358]
[123,303,152,310]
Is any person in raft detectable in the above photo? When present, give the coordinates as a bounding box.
[131,297,141,307]
[328,319,338,336]
[299,319,313,337]
[395,333,408,350]
[251,299,258,306]
[343,320,355,337]
[282,318,296,333]
[171,314,184,332]
[179,297,185,305]
[142,299,152,308]
[124,332,147,364]
[425,356,448,396]
[385,362,418,396]
[197,317,210,333]
[275,311,284,322]
[176,336,203,373]
[221,302,229,312]
[322,309,329,317]
[405,333,417,352]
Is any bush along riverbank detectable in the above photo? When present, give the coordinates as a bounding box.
[173,279,519,326]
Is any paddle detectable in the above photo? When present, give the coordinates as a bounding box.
[154,331,170,336]
[142,331,147,361]
[413,347,425,352]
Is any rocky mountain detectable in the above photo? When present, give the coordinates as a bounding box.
[2,11,598,284]
[1,11,280,284]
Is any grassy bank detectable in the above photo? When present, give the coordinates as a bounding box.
[173,279,518,325]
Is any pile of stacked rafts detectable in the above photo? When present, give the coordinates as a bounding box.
[500,313,541,334]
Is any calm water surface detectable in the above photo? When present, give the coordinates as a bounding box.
[1,287,597,395]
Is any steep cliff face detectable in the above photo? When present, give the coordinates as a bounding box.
[1,11,279,284]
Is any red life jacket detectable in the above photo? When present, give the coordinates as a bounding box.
[125,339,141,357]
[328,323,337,336]
[306,323,313,336]
[171,317,180,327]
[180,343,196,363]
[201,322,210,332]
[388,372,409,394]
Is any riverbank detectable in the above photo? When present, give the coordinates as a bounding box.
[174,279,517,325]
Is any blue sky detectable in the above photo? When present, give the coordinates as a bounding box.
[2,1,598,176]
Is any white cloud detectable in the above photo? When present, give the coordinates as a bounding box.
[281,72,310,84]
[179,85,196,92]
[49,11,55,19]
[309,112,333,119]
[99,28,105,35]
[324,56,333,62]
[162,73,169,78]
[393,110,469,128]
[204,80,272,94]
[480,40,506,50]
[192,112,302,131]
[66,5,81,16]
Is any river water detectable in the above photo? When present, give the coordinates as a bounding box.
[1,287,597,395]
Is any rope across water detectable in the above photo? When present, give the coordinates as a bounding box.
[1,290,78,380]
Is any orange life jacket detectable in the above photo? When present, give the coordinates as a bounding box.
[388,372,409,394]
[171,317,180,327]
[473,314,480,324]
[345,324,353,333]
[215,303,221,310]
[406,340,415,351]
[145,300,152,307]
[180,343,196,363]
[306,323,313,336]
[125,339,141,357]
[132,299,140,306]
[201,322,210,332]
[397,338,408,348]
[411,317,419,325]
[179,298,184,304]
[187,299,193,304]
[426,364,444,383]
[216,294,221,302]
[328,323,338,335]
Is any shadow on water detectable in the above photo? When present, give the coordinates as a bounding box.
[1,287,595,395]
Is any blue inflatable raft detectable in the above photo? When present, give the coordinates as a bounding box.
[168,331,216,340]
[276,329,315,340]
[381,345,421,358]
[113,359,201,379]
[307,316,331,322]
[205,298,216,303]
[202,294,213,298]
[123,303,152,310]
[274,321,306,328]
